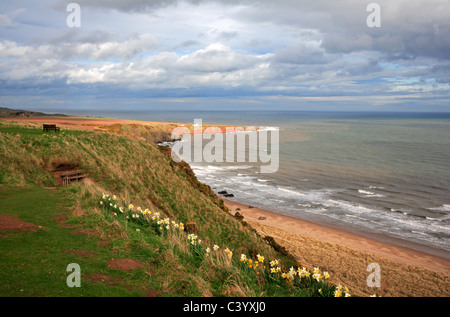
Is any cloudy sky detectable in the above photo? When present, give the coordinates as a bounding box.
[1,0,449,113]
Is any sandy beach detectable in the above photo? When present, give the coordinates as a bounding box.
[223,198,450,297]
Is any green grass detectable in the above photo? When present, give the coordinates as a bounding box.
[0,125,88,137]
[0,120,347,297]
[0,185,152,296]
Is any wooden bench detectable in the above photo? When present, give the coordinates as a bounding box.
[60,170,86,186]
[43,124,60,132]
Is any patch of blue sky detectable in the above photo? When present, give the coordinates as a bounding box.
[0,57,21,62]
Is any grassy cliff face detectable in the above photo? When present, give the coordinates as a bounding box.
[0,122,265,251]
[0,120,342,297]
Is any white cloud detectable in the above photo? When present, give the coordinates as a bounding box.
[0,8,26,27]
[177,43,261,73]
[0,40,29,59]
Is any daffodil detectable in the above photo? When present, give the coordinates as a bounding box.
[298,267,310,278]
[334,284,343,297]
[313,273,322,282]
[224,248,232,259]
[288,267,296,279]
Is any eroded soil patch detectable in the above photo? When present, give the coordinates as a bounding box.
[70,229,99,236]
[62,250,98,259]
[83,273,125,287]
[0,214,43,233]
[108,258,145,272]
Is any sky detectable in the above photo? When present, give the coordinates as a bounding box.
[0,0,450,113]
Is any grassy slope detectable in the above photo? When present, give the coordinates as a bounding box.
[0,185,153,296]
[0,120,339,297]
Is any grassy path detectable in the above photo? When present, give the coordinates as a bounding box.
[0,185,157,296]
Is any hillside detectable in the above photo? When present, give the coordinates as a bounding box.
[0,119,348,297]
[0,107,69,118]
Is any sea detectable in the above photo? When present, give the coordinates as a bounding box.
[66,110,450,259]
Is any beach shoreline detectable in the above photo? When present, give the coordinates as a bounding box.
[222,197,450,297]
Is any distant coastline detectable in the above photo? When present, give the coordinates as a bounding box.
[0,106,71,118]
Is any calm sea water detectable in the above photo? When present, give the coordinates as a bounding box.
[70,110,450,259]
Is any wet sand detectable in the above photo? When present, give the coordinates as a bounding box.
[223,198,450,297]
